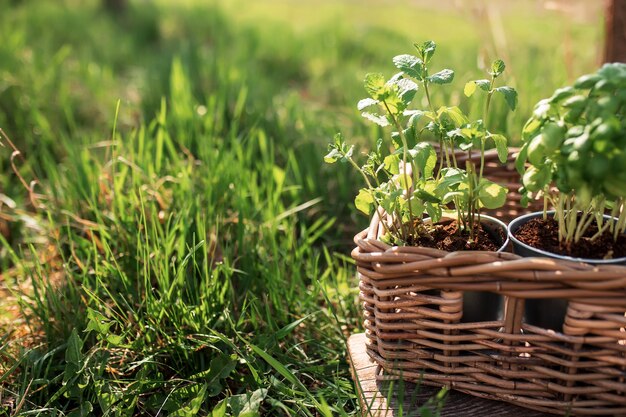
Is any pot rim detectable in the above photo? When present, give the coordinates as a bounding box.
[508,210,626,264]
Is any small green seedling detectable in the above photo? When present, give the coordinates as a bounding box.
[325,41,516,245]
[517,62,626,245]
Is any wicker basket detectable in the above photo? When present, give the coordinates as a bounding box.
[351,149,626,416]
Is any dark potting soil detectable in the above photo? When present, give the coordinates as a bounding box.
[514,217,626,260]
[408,219,502,252]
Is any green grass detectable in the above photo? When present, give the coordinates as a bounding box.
[0,0,602,415]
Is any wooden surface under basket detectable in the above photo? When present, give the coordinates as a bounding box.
[351,149,626,416]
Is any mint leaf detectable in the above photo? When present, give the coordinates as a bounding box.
[489,133,508,163]
[396,78,418,105]
[361,112,389,127]
[464,81,477,97]
[437,106,468,126]
[392,54,424,80]
[490,59,505,77]
[357,98,378,111]
[427,69,454,85]
[323,148,341,164]
[383,154,401,174]
[414,41,436,64]
[355,189,374,215]
[464,79,490,96]
[364,73,386,99]
[495,86,517,111]
[410,142,437,178]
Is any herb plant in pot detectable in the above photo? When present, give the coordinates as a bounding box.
[510,63,626,329]
[325,41,517,323]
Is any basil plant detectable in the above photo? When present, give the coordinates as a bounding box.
[517,63,626,245]
[325,41,516,245]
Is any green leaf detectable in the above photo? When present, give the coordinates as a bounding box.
[464,81,476,97]
[495,86,517,111]
[532,98,552,119]
[361,112,389,127]
[211,400,227,417]
[396,78,418,104]
[437,167,465,190]
[392,54,424,80]
[192,353,237,397]
[383,154,401,174]
[539,122,565,152]
[490,59,506,77]
[527,135,545,166]
[415,41,436,64]
[394,173,412,190]
[425,203,442,223]
[170,384,209,417]
[275,314,313,340]
[427,69,454,84]
[85,308,111,335]
[442,191,465,204]
[489,133,508,163]
[64,328,83,385]
[409,142,437,178]
[405,109,425,127]
[464,79,491,96]
[515,143,528,175]
[478,180,507,209]
[67,402,93,417]
[522,118,541,141]
[229,388,268,417]
[323,148,341,164]
[357,98,378,111]
[475,79,491,91]
[414,189,440,203]
[574,73,601,89]
[364,73,386,99]
[246,342,311,397]
[65,328,83,367]
[437,106,468,126]
[522,165,551,192]
[549,86,575,103]
[106,334,124,346]
[355,189,375,215]
[345,144,354,159]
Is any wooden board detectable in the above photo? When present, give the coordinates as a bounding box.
[347,333,551,417]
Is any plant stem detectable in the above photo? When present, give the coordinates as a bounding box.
[423,81,436,113]
[543,186,549,220]
[574,208,590,243]
[345,155,394,238]
[450,143,458,169]
[479,75,495,182]
[613,198,626,241]
[437,139,445,179]
[557,194,566,243]
[422,79,450,178]
[383,100,415,233]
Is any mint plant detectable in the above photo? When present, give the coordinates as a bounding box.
[517,63,626,246]
[325,41,516,246]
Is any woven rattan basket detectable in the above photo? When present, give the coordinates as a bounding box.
[351,149,626,416]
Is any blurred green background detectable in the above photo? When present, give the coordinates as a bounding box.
[0,0,603,415]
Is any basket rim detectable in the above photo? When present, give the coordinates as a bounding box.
[353,227,626,273]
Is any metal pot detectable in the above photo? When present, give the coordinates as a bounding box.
[508,210,626,265]
[508,210,626,331]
